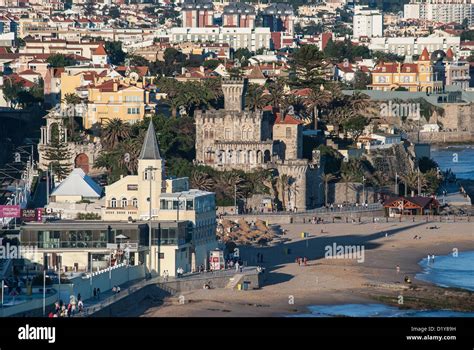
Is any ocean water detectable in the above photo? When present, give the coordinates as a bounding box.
[290,304,474,317]
[291,251,474,317]
[416,251,474,291]
[430,145,474,180]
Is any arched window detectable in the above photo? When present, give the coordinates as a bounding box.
[204,130,209,139]
[110,198,117,208]
[132,198,138,208]
[121,198,127,208]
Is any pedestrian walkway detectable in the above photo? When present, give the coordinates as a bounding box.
[438,182,471,206]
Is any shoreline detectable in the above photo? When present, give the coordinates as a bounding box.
[126,220,474,317]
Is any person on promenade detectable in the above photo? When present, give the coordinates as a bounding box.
[117,286,121,293]
[93,288,97,299]
[78,299,84,313]
[97,288,101,300]
[235,261,239,272]
[112,286,117,293]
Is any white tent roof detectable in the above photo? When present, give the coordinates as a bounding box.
[51,168,102,198]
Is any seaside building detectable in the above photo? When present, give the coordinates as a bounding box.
[383,196,440,216]
[353,5,383,39]
[368,48,444,93]
[26,122,218,276]
[195,78,324,210]
[262,3,294,35]
[369,37,461,57]
[170,27,271,51]
[222,2,256,28]
[181,0,215,28]
[404,0,474,26]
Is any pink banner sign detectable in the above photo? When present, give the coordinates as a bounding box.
[0,205,21,218]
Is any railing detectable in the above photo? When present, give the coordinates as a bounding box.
[224,203,384,216]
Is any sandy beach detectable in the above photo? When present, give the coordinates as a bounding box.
[132,218,474,317]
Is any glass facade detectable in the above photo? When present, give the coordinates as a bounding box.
[21,227,142,249]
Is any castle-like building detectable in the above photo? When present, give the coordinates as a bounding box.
[195,78,324,210]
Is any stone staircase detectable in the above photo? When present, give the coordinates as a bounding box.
[225,274,244,289]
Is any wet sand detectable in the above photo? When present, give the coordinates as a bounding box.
[132,219,474,317]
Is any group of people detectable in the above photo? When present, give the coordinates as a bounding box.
[48,294,83,318]
[92,287,101,299]
[427,254,436,263]
[296,257,308,266]
[112,285,121,293]
[176,267,184,277]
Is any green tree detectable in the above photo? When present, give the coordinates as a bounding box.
[342,115,368,141]
[2,79,23,107]
[290,45,326,88]
[101,119,131,150]
[353,70,370,90]
[321,173,336,206]
[105,41,126,65]
[47,54,77,68]
[245,83,266,111]
[44,125,72,181]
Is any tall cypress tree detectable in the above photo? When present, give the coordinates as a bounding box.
[44,125,72,181]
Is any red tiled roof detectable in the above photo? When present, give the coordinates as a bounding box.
[18,69,41,76]
[92,43,107,56]
[419,47,430,61]
[274,113,303,125]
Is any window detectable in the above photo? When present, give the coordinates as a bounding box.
[144,170,155,180]
[110,198,117,208]
[159,253,165,259]
[225,128,231,139]
[132,198,138,207]
[127,107,139,115]
[204,130,209,139]
[121,198,127,207]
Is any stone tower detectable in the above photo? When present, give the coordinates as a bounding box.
[222,78,244,112]
[137,121,164,220]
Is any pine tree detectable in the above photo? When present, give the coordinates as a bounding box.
[44,127,72,181]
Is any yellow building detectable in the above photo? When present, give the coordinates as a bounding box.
[369,48,443,93]
[85,79,152,129]
[103,122,218,274]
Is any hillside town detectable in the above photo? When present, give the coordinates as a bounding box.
[0,0,473,320]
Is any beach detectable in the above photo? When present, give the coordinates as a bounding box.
[134,219,474,317]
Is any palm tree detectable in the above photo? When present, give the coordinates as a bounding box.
[340,173,355,204]
[190,170,214,192]
[348,91,372,113]
[101,118,131,150]
[277,174,290,211]
[321,173,336,206]
[401,171,420,196]
[118,137,141,174]
[62,93,82,139]
[264,78,286,110]
[305,87,332,129]
[245,83,266,111]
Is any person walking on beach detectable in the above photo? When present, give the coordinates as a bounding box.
[396,265,400,274]
[431,254,435,263]
[427,254,431,263]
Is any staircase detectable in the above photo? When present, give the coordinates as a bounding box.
[225,274,243,289]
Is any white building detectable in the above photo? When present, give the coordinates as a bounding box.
[404,0,474,26]
[170,27,271,51]
[353,6,383,39]
[369,36,461,56]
